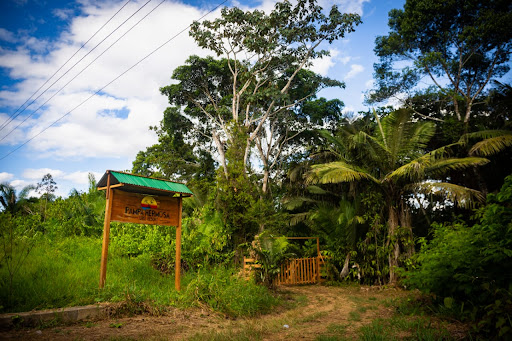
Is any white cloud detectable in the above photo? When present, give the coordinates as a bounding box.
[62,171,103,185]
[0,29,17,43]
[53,8,74,20]
[339,56,352,65]
[0,172,14,182]
[364,79,374,89]
[0,0,211,159]
[319,0,370,15]
[342,105,355,114]
[309,49,340,76]
[344,64,364,80]
[10,179,30,190]
[22,168,65,180]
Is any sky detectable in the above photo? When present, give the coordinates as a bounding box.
[0,0,405,197]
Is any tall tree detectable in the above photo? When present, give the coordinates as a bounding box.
[369,0,512,124]
[162,0,361,190]
[308,109,489,283]
[36,173,57,221]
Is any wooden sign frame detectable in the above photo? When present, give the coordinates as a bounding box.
[99,172,184,291]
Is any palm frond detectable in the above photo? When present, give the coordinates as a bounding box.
[289,212,310,226]
[18,185,36,199]
[318,130,347,157]
[425,157,489,177]
[351,130,390,162]
[282,196,317,210]
[386,159,429,182]
[469,134,512,156]
[409,182,485,209]
[306,185,330,195]
[403,120,436,152]
[459,130,512,145]
[307,161,379,185]
[380,109,435,165]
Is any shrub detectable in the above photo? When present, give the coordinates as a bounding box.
[405,174,512,338]
[184,266,280,317]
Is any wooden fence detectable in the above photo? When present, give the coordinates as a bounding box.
[243,256,327,285]
[276,257,319,285]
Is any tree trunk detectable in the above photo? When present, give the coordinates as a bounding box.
[387,206,400,284]
[339,252,351,279]
[212,131,228,178]
[399,205,414,258]
[261,169,269,195]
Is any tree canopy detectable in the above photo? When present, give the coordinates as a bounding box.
[369,0,512,124]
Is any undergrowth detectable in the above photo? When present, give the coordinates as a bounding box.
[0,236,280,318]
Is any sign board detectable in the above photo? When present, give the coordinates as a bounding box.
[98,170,191,292]
[110,190,179,226]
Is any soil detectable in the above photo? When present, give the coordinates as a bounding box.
[0,285,465,340]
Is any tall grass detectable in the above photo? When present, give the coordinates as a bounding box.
[0,236,280,317]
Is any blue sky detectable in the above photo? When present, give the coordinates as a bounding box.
[0,0,405,197]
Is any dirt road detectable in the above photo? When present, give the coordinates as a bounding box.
[1,285,457,340]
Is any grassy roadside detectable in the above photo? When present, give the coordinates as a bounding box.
[0,236,280,317]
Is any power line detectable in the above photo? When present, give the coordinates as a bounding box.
[0,0,152,135]
[0,0,132,132]
[0,0,228,161]
[0,0,164,142]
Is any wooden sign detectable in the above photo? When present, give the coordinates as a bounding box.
[98,171,189,292]
[110,190,179,226]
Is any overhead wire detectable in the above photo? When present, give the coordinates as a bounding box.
[0,0,229,161]
[0,0,164,142]
[0,0,132,132]
[0,0,152,135]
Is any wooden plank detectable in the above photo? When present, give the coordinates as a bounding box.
[302,258,306,283]
[97,183,124,191]
[307,258,310,283]
[244,258,256,262]
[110,190,179,226]
[316,256,320,283]
[244,264,261,268]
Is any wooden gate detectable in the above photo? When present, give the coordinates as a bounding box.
[276,257,319,285]
[243,255,327,285]
[243,237,328,286]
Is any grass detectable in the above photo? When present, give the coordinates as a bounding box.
[0,236,281,317]
[349,310,362,321]
[358,316,452,340]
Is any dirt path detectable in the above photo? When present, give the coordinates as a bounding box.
[0,285,418,340]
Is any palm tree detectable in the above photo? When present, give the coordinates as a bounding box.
[0,183,36,215]
[307,109,489,283]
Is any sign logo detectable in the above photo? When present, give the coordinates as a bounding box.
[141,196,158,210]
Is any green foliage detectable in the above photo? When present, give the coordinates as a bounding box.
[250,231,294,288]
[370,0,512,123]
[308,109,487,283]
[405,173,512,338]
[184,266,280,317]
[0,212,41,306]
[0,236,279,318]
[0,183,36,215]
[44,190,104,237]
[215,124,258,260]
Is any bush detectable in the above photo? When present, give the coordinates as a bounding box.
[184,266,280,317]
[405,174,512,338]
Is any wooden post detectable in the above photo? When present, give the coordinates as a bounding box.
[175,195,183,291]
[99,173,114,289]
[316,237,321,283]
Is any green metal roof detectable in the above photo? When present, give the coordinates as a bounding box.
[97,171,193,196]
